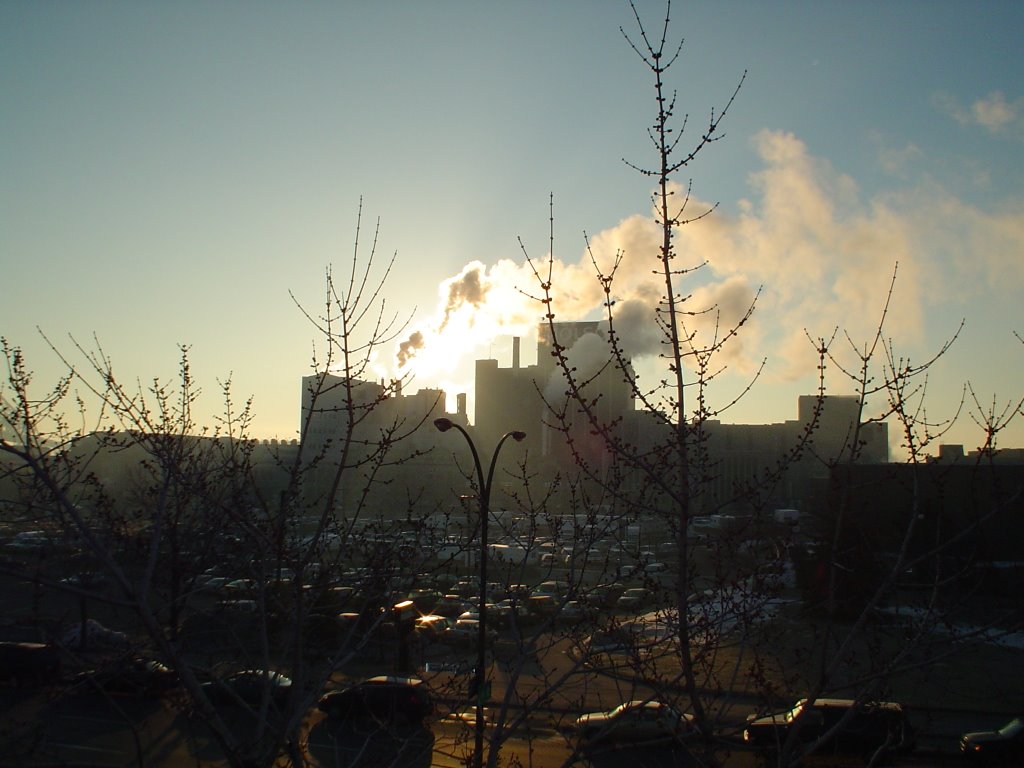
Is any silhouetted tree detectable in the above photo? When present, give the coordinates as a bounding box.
[522,3,1024,768]
[0,203,442,768]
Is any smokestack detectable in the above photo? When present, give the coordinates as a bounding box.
[512,336,520,369]
[457,392,467,418]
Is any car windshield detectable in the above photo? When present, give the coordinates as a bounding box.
[611,701,657,717]
[236,670,291,686]
[999,719,1023,737]
[785,702,807,723]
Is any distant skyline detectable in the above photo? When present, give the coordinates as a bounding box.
[3,2,1023,454]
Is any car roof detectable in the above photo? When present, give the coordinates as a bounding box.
[616,700,669,712]
[796,697,906,712]
[363,675,423,686]
[229,669,292,684]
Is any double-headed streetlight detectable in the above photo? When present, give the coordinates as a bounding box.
[434,417,525,768]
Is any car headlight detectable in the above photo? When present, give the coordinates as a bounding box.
[743,730,751,743]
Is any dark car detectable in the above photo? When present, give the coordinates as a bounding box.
[743,697,915,761]
[0,641,60,686]
[405,588,443,612]
[960,717,1024,764]
[414,614,453,642]
[585,583,625,609]
[60,571,109,591]
[318,675,432,725]
[432,595,471,619]
[201,669,293,708]
[575,629,637,665]
[74,657,178,698]
[576,700,695,745]
[444,618,498,646]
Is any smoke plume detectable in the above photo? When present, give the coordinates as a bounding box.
[397,127,1024,389]
[397,330,424,368]
[438,264,488,332]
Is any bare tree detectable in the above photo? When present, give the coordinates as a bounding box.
[518,3,1024,768]
[0,202,442,768]
[523,0,752,743]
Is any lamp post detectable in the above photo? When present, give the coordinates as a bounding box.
[392,598,415,674]
[434,417,525,768]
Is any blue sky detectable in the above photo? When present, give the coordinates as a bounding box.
[3,1,1023,455]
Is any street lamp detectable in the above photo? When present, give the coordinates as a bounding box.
[434,417,525,768]
[392,599,415,674]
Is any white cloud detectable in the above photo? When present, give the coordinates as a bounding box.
[972,91,1018,132]
[935,90,1024,140]
[871,134,923,178]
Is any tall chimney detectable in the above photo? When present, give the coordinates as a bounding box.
[512,336,521,369]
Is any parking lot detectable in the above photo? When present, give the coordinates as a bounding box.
[1,519,1022,767]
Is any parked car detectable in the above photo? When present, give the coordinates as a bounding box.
[196,575,233,593]
[318,675,432,725]
[960,717,1024,763]
[0,641,61,686]
[585,583,625,608]
[62,619,130,651]
[615,564,639,580]
[414,614,453,641]
[6,530,49,552]
[449,581,476,598]
[533,580,570,598]
[74,657,178,698]
[616,588,648,610]
[743,698,915,760]
[526,594,558,616]
[505,584,532,601]
[218,598,259,615]
[433,595,471,618]
[201,669,292,708]
[444,618,497,646]
[576,700,695,745]
[487,600,516,627]
[59,571,109,591]
[575,630,637,665]
[311,585,355,614]
[485,582,507,602]
[405,588,442,612]
[558,600,593,623]
[220,578,256,597]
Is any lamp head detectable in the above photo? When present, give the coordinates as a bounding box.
[434,417,454,432]
[511,431,526,442]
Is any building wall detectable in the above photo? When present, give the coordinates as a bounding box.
[299,373,466,517]
[808,462,1024,612]
[298,334,900,520]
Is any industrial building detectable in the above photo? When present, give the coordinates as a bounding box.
[300,322,891,517]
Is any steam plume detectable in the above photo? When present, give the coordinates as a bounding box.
[397,128,1024,387]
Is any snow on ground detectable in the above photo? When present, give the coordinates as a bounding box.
[874,605,1024,650]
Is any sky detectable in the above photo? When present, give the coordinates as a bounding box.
[3,1,1023,456]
